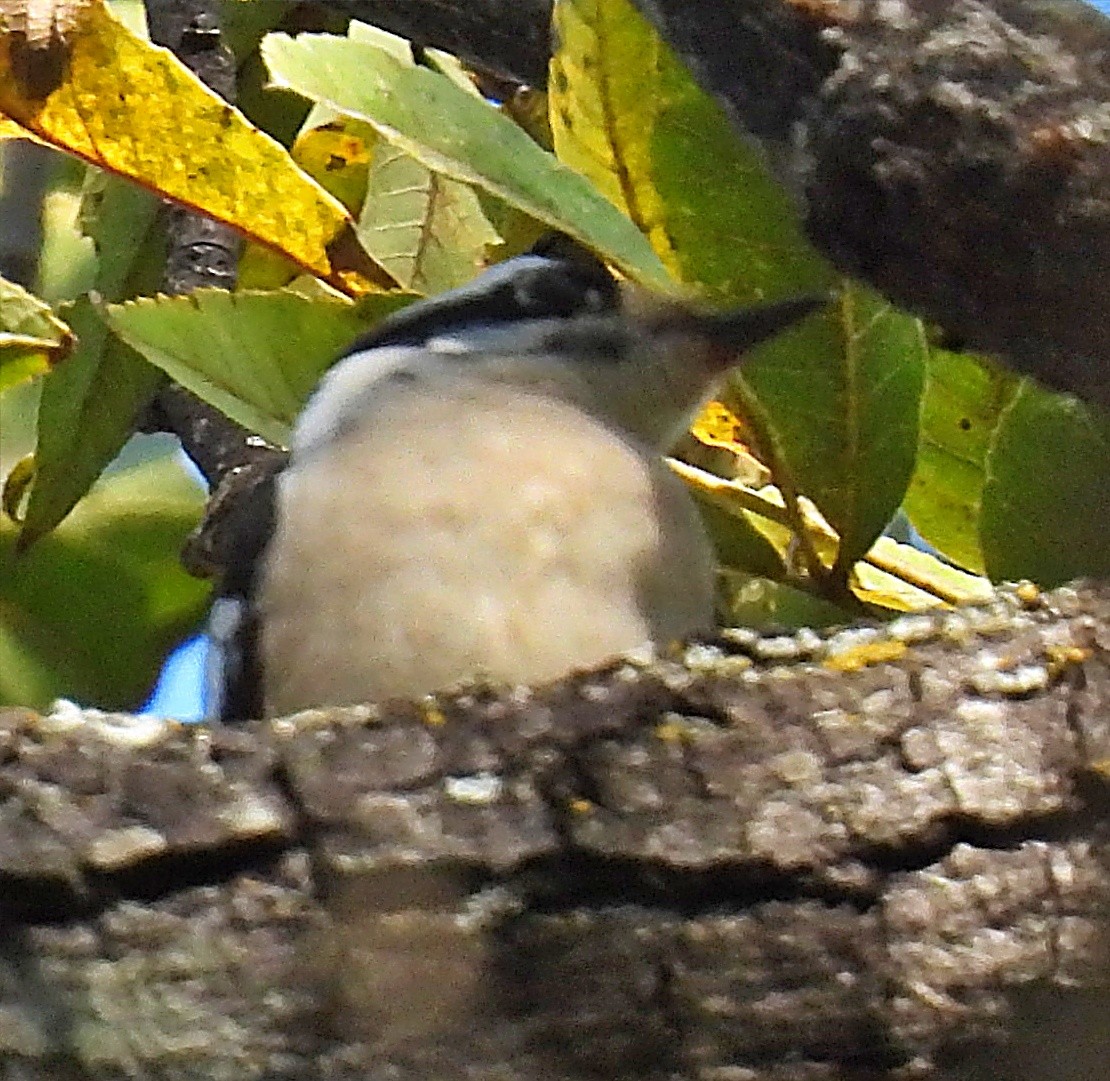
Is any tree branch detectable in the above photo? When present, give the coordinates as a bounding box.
[140,0,285,574]
[0,582,1106,1079]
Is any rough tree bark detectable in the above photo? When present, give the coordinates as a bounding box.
[0,582,1108,1080]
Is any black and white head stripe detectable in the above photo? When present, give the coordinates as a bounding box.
[342,246,620,356]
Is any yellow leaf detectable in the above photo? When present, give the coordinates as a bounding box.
[550,0,678,273]
[0,114,37,140]
[0,0,356,285]
[238,117,378,290]
[669,459,790,530]
[292,119,375,212]
[673,456,995,615]
[669,458,839,572]
[857,536,995,608]
[690,399,748,449]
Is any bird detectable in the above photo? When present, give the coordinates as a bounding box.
[208,244,824,721]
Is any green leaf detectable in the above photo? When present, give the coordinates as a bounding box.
[358,141,502,295]
[650,62,832,302]
[719,571,856,630]
[0,454,208,710]
[981,383,1110,585]
[18,178,165,548]
[21,300,162,548]
[903,349,1019,574]
[106,288,414,447]
[36,158,99,304]
[732,285,928,573]
[334,22,502,292]
[260,29,672,289]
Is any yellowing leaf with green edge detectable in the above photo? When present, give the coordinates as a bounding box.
[261,29,672,290]
[550,0,677,273]
[981,382,1110,586]
[293,118,376,212]
[0,275,74,392]
[668,458,834,580]
[358,140,502,295]
[238,20,409,293]
[668,459,786,580]
[672,459,987,615]
[669,459,794,534]
[0,453,209,710]
[903,349,1018,575]
[553,0,831,304]
[854,536,995,611]
[0,0,356,285]
[105,288,414,447]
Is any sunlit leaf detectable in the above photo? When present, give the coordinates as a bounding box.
[903,349,1018,574]
[667,459,787,580]
[552,0,831,303]
[0,453,208,710]
[673,455,994,615]
[982,382,1110,585]
[0,0,357,284]
[292,118,375,212]
[855,536,995,610]
[0,275,74,392]
[551,0,678,272]
[669,458,836,583]
[238,115,378,290]
[105,288,414,447]
[261,28,672,289]
[359,140,501,295]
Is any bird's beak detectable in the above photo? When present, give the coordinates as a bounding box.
[632,291,829,375]
[694,293,829,363]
